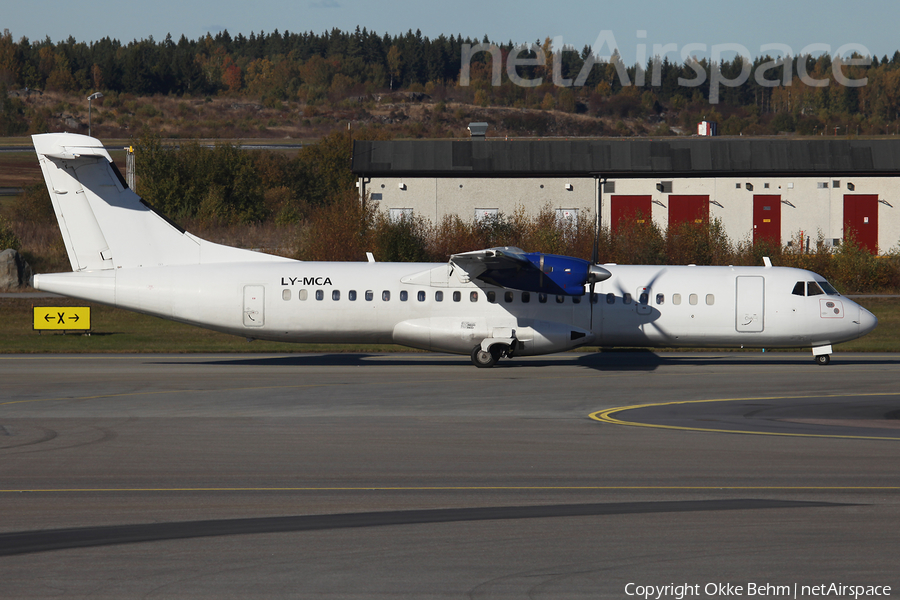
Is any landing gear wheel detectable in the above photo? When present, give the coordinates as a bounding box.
[815,354,831,365]
[472,347,497,368]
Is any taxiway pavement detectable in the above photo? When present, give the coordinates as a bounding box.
[1,352,898,598]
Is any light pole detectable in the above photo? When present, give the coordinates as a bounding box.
[87,92,103,137]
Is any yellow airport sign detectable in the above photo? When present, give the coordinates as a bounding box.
[33,307,91,331]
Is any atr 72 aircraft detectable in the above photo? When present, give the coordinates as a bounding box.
[31,133,877,367]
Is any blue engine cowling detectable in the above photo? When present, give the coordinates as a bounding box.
[478,253,609,296]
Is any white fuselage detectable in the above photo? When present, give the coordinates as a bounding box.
[34,259,877,356]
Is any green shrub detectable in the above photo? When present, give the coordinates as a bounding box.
[0,216,21,251]
[828,235,892,293]
[608,213,666,264]
[296,189,374,261]
[136,104,159,118]
[371,212,432,262]
[666,219,733,265]
[134,134,266,224]
[11,182,55,224]
[0,83,29,136]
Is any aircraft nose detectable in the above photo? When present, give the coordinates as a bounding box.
[857,305,878,336]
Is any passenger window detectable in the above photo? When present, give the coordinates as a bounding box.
[639,292,648,304]
[418,291,425,302]
[453,291,461,302]
[623,293,632,305]
[349,290,357,301]
[656,293,664,305]
[672,293,681,305]
[299,289,308,301]
[590,293,598,304]
[572,295,581,304]
[689,294,698,305]
[807,281,825,296]
[315,290,324,301]
[365,290,373,301]
[470,291,478,302]
[332,290,340,301]
[606,293,615,304]
[435,291,443,302]
[382,290,391,301]
[706,294,714,305]
[400,291,408,301]
[539,293,548,303]
[282,289,291,301]
[522,292,530,303]
[792,282,805,296]
[504,291,514,303]
[556,295,565,304]
[487,291,496,303]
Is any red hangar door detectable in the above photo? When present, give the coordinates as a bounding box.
[610,195,652,235]
[668,195,709,228]
[843,194,879,254]
[753,195,782,247]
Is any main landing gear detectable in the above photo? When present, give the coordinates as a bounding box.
[471,344,510,368]
[815,354,831,366]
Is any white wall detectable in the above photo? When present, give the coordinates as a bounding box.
[363,175,900,254]
[364,177,597,224]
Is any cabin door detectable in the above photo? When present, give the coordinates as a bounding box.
[735,276,764,333]
[243,285,265,327]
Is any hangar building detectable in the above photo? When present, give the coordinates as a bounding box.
[351,137,900,254]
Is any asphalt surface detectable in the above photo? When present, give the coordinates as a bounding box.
[1,351,899,598]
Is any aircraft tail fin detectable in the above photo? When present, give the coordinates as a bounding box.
[33,133,273,272]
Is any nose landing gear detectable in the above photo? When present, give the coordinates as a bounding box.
[812,344,832,365]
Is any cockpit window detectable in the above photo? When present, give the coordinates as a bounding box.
[818,280,840,296]
[792,282,805,296]
[807,281,825,296]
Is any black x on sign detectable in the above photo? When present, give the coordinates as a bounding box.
[33,307,91,331]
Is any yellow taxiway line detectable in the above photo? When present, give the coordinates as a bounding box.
[590,392,900,441]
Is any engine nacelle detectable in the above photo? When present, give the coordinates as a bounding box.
[392,317,594,356]
[513,320,595,356]
[478,253,610,296]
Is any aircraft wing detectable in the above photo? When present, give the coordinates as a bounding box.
[450,247,610,296]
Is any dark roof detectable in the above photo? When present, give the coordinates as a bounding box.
[352,138,900,178]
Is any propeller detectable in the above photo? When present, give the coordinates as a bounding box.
[587,178,670,341]
[589,191,601,322]
[594,260,672,342]
[610,266,673,341]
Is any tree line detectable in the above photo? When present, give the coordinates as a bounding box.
[3,27,900,136]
